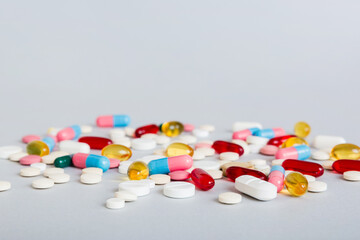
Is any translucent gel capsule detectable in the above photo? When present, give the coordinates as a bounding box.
[268,166,285,192]
[254,128,286,139]
[281,137,308,148]
[56,125,82,142]
[212,141,244,156]
[96,115,130,127]
[226,166,267,181]
[54,155,73,168]
[267,135,296,147]
[232,128,260,140]
[160,121,184,137]
[282,159,324,177]
[294,121,311,138]
[330,143,360,160]
[284,172,308,197]
[78,136,113,150]
[127,161,149,180]
[27,140,50,156]
[190,168,215,191]
[135,124,159,138]
[275,145,311,160]
[332,160,360,173]
[166,142,194,157]
[101,144,132,162]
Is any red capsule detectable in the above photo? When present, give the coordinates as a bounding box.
[282,159,324,177]
[267,135,296,147]
[134,124,159,138]
[190,168,215,191]
[78,137,113,150]
[226,166,267,181]
[212,140,244,156]
[332,160,360,173]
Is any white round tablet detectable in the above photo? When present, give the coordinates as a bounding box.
[106,198,125,209]
[218,192,242,204]
[0,146,22,159]
[115,190,137,202]
[80,125,93,133]
[312,150,330,161]
[141,133,158,140]
[196,147,215,157]
[118,181,150,196]
[48,173,70,183]
[32,178,54,189]
[138,179,155,188]
[163,182,195,199]
[112,137,131,147]
[248,144,263,154]
[308,181,327,193]
[20,167,41,177]
[343,171,360,181]
[30,163,47,172]
[80,173,102,184]
[199,124,215,132]
[0,181,11,191]
[219,152,239,161]
[8,152,28,162]
[124,127,135,137]
[177,135,197,144]
[322,161,333,170]
[192,129,209,138]
[193,161,220,170]
[156,135,170,145]
[82,167,103,176]
[131,139,156,150]
[304,175,315,183]
[43,168,64,177]
[192,150,205,160]
[246,136,268,146]
[150,174,171,185]
[206,170,223,180]
[118,161,133,174]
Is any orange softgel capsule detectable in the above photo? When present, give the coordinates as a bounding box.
[101,144,132,162]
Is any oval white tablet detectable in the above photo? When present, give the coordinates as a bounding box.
[150,174,171,185]
[192,150,205,160]
[8,152,28,162]
[118,181,150,196]
[106,198,125,209]
[32,178,54,189]
[218,192,242,204]
[59,140,90,154]
[312,150,330,161]
[312,135,346,150]
[0,146,22,159]
[20,167,41,177]
[235,175,277,201]
[80,173,102,184]
[232,122,262,132]
[80,125,93,133]
[163,182,195,199]
[196,147,215,157]
[30,163,46,172]
[0,181,11,191]
[82,167,103,176]
[43,168,64,177]
[308,181,327,193]
[219,152,239,161]
[192,129,209,138]
[48,173,70,183]
[42,151,69,164]
[199,124,215,132]
[246,136,268,146]
[343,171,360,181]
[193,161,220,170]
[131,139,156,150]
[115,190,137,201]
[206,170,223,179]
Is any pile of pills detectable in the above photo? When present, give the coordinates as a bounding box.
[1,115,360,209]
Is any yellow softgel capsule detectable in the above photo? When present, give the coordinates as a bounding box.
[281,137,308,148]
[127,161,149,180]
[26,140,50,156]
[285,172,308,197]
[161,121,184,137]
[101,144,132,162]
[294,121,311,138]
[330,143,360,160]
[166,142,194,157]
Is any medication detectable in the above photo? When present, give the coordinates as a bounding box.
[115,190,137,202]
[308,181,327,193]
[184,124,195,132]
[82,167,103,175]
[20,167,41,177]
[118,181,150,196]
[124,127,135,137]
[260,145,278,156]
[195,147,215,157]
[232,122,262,132]
[80,125,92,133]
[311,150,330,161]
[163,182,195,199]
[193,160,220,171]
[106,198,125,209]
[22,135,41,144]
[101,144,132,162]
[166,142,194,157]
[232,140,250,155]
[0,181,11,192]
[312,135,346,150]
[232,128,260,140]
[72,153,110,172]
[254,128,286,139]
[304,175,315,182]
[330,143,360,160]
[42,151,69,164]
[281,137,308,148]
[135,124,159,138]
[212,140,244,156]
[221,162,254,176]
[235,175,277,201]
[192,129,209,138]
[155,135,170,145]
[195,142,213,149]
[26,136,56,156]
[78,136,112,150]
[226,166,267,181]
[43,168,64,177]
[218,192,242,204]
[177,135,197,144]
[199,124,215,132]
[0,146,22,159]
[112,137,131,147]
[206,170,223,179]
[127,161,149,180]
[56,125,82,141]
[246,136,269,146]
[109,129,125,141]
[169,170,191,181]
[343,171,360,181]
[267,135,297,147]
[275,145,311,160]
[148,155,193,175]
[160,121,184,137]
[118,161,133,174]
[332,160,360,173]
[59,140,90,154]
[294,121,311,138]
[48,173,70,183]
[268,166,285,192]
[96,115,130,127]
[54,155,73,168]
[30,162,46,171]
[149,174,171,185]
[131,139,156,150]
[219,152,239,161]
[192,150,205,160]
[20,155,41,165]
[32,178,54,189]
[8,152,28,162]
[190,168,215,191]
[284,172,308,197]
[282,159,324,177]
[80,173,102,184]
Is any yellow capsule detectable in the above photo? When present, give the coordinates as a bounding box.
[127,161,149,180]
[281,137,308,148]
[166,142,194,157]
[161,121,184,137]
[294,121,311,138]
[285,172,308,197]
[26,140,50,156]
[101,144,132,162]
[330,143,360,160]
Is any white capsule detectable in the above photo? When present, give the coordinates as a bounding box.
[131,139,156,150]
[192,129,209,138]
[232,122,262,132]
[219,152,239,161]
[59,141,90,154]
[312,135,346,150]
[235,175,277,201]
[8,152,28,162]
[0,146,22,159]
[163,182,195,199]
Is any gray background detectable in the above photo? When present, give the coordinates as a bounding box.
[1,1,360,239]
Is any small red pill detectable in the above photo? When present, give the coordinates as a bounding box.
[190,168,215,191]
[226,166,267,181]
[282,159,324,177]
[267,135,296,147]
[78,136,113,150]
[212,140,244,156]
[332,160,360,174]
[134,124,159,138]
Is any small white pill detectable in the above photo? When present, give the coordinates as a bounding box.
[156,135,170,145]
[196,147,215,157]
[118,181,150,196]
[106,198,125,209]
[192,129,209,138]
[20,167,41,177]
[8,152,28,161]
[47,127,61,136]
[235,175,277,201]
[219,152,239,161]
[43,168,64,177]
[163,182,195,199]
[131,139,156,150]
[248,144,263,154]
[312,135,346,150]
[30,163,46,172]
[48,173,70,183]
[193,161,220,170]
[246,136,268,146]
[0,181,11,191]
[218,192,242,204]
[249,159,267,166]
[272,159,285,166]
[109,129,126,142]
[177,135,197,144]
[322,161,333,170]
[206,170,223,179]
[304,175,316,183]
[312,150,330,161]
[138,179,155,188]
[118,161,133,174]
[112,137,131,147]
[80,125,93,133]
[153,148,166,156]
[59,140,90,154]
[80,173,102,184]
[199,124,215,132]
[42,151,69,165]
[232,122,262,132]
[115,190,137,201]
[32,178,54,189]
[150,174,171,185]
[192,150,205,160]
[343,171,360,181]
[0,146,22,159]
[82,167,103,176]
[255,165,271,176]
[137,155,163,164]
[141,133,158,140]
[308,181,327,192]
[124,127,135,137]
[231,140,250,155]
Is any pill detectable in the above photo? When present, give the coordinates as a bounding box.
[268,166,285,192]
[195,142,213,149]
[254,128,286,139]
[72,153,110,172]
[124,127,135,137]
[192,150,205,160]
[101,144,132,162]
[248,144,263,154]
[332,160,360,173]
[42,151,69,164]
[0,146,22,159]
[196,147,215,157]
[163,182,195,199]
[232,122,262,132]
[30,162,46,171]
[169,170,191,181]
[96,115,130,127]
[150,174,171,185]
[118,181,150,196]
[282,160,324,177]
[22,135,41,144]
[343,171,360,181]
[82,167,103,175]
[281,137,308,148]
[183,124,195,132]
[231,140,250,155]
[155,135,170,145]
[148,155,192,175]
[20,155,41,165]
[249,159,267,166]
[192,129,209,138]
[206,170,223,180]
[330,143,360,160]
[275,145,311,160]
[260,145,278,156]
[48,173,70,183]
[115,190,137,201]
[32,178,55,189]
[166,142,194,157]
[135,124,159,138]
[193,160,220,171]
[141,133,158,140]
[294,121,311,138]
[255,165,271,175]
[219,152,239,161]
[0,181,11,191]
[235,175,277,201]
[59,140,90,154]
[137,179,155,188]
[47,127,61,136]
[109,158,120,168]
[20,167,41,177]
[106,198,125,209]
[232,128,260,141]
[246,136,269,146]
[308,181,327,193]
[311,150,330,161]
[177,135,197,145]
[272,159,285,166]
[190,168,215,191]
[112,137,131,147]
[131,138,156,150]
[199,124,215,132]
[212,141,244,155]
[218,192,242,204]
[56,125,82,141]
[118,161,133,174]
[312,135,346,150]
[127,161,149,180]
[80,125,92,133]
[54,155,72,168]
[226,166,267,181]
[160,121,184,137]
[284,172,308,197]
[109,128,125,141]
[80,173,102,184]
[321,160,333,170]
[267,135,297,147]
[8,152,28,162]
[27,139,52,156]
[221,162,254,175]
[78,136,112,150]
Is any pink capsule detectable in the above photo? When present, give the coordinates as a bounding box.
[260,145,279,156]
[96,115,130,127]
[22,135,41,144]
[268,166,285,192]
[275,145,311,160]
[20,155,41,165]
[56,125,81,142]
[232,128,260,140]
